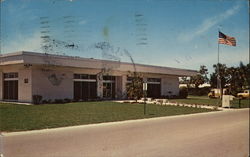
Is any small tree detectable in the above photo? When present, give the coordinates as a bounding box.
[126,72,143,101]
[190,65,209,89]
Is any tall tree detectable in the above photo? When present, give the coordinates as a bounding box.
[210,62,250,96]
[226,62,250,95]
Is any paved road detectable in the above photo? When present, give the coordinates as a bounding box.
[2,109,249,157]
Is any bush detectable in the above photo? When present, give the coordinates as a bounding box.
[32,95,43,104]
[64,98,72,103]
[42,99,48,104]
[188,87,210,96]
[54,99,64,104]
[179,87,188,99]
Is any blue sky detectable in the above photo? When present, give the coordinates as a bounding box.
[0,0,249,73]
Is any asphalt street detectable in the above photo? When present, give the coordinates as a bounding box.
[2,109,249,157]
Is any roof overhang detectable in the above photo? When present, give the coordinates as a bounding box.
[0,51,197,76]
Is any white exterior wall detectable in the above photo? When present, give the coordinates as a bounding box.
[0,52,197,102]
[32,66,74,101]
[161,76,179,96]
[0,65,181,103]
[18,68,32,102]
[142,73,180,96]
[121,75,127,99]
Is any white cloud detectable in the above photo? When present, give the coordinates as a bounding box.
[178,3,241,42]
[2,32,42,53]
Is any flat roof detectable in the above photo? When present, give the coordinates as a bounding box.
[0,51,197,76]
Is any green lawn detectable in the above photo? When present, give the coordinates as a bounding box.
[0,101,214,132]
[169,95,250,108]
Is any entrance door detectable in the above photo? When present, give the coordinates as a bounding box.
[103,82,115,99]
[147,78,161,98]
[3,73,18,101]
[103,76,116,99]
[147,84,161,98]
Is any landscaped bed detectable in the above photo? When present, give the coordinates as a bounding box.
[0,101,215,132]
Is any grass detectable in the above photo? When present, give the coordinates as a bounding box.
[0,101,214,132]
[169,95,250,108]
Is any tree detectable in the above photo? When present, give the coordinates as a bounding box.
[210,62,250,96]
[126,72,143,101]
[226,62,250,95]
[190,65,209,89]
[210,63,229,88]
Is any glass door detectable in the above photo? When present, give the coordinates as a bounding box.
[103,82,115,99]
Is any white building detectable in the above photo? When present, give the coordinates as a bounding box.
[0,51,197,103]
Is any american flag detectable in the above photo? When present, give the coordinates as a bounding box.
[218,31,236,46]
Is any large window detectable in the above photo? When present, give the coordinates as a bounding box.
[3,72,18,100]
[73,74,97,101]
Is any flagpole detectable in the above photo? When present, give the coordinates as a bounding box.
[217,31,220,68]
[217,28,222,100]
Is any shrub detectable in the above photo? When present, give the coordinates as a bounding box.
[33,95,43,105]
[64,98,72,103]
[47,99,52,103]
[42,99,48,104]
[188,87,210,96]
[179,87,188,99]
[54,99,64,104]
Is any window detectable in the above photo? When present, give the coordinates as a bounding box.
[3,73,18,100]
[73,74,97,101]
[147,78,161,83]
[74,74,96,80]
[3,73,18,79]
[103,76,115,81]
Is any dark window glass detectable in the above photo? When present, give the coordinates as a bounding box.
[103,76,115,80]
[3,74,7,78]
[147,84,161,98]
[3,73,18,78]
[80,74,88,79]
[74,81,97,101]
[74,74,96,80]
[103,76,110,80]
[3,80,18,100]
[89,75,96,79]
[147,78,161,82]
[74,74,80,79]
